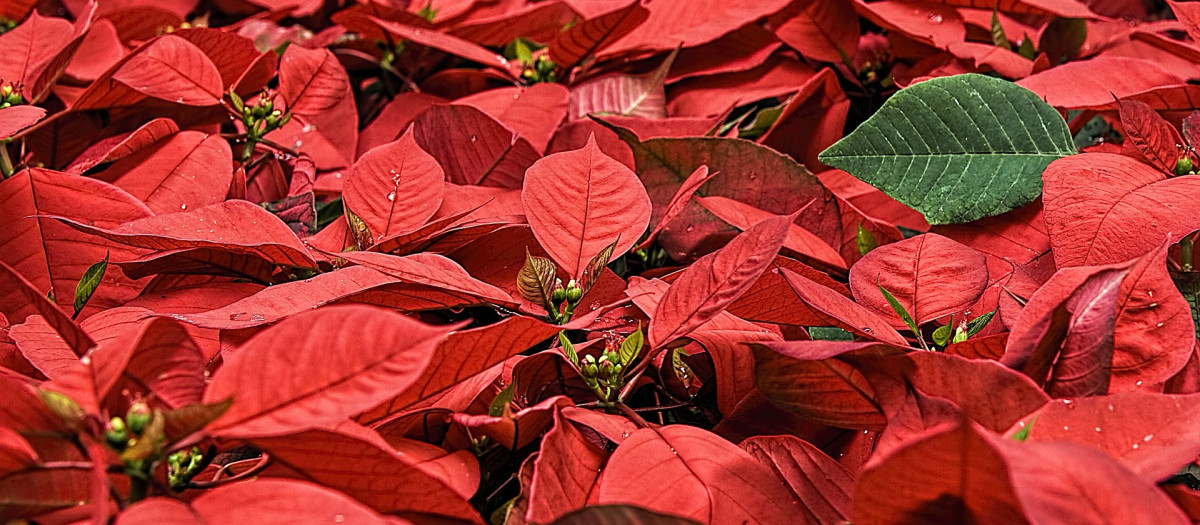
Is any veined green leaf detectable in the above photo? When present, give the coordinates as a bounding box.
[72,252,108,319]
[558,331,578,366]
[878,284,920,336]
[1011,416,1036,441]
[618,324,643,366]
[819,74,1075,225]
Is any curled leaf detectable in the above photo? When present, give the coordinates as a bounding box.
[518,249,559,313]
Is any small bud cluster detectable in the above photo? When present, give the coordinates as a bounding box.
[549,279,584,323]
[105,402,151,452]
[167,446,206,490]
[0,83,24,108]
[579,346,625,397]
[521,55,557,84]
[230,91,290,161]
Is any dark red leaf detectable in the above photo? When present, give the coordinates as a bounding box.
[780,268,908,345]
[740,435,854,523]
[549,1,649,70]
[411,104,541,188]
[1120,99,1185,174]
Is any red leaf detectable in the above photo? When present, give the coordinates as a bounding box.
[667,56,815,118]
[569,51,675,120]
[1002,265,1130,397]
[456,84,569,154]
[523,135,652,280]
[344,130,445,246]
[933,199,1049,265]
[666,25,780,83]
[53,199,319,273]
[335,251,516,307]
[1017,57,1184,109]
[597,425,801,523]
[202,305,459,438]
[1043,153,1200,267]
[550,506,700,525]
[65,118,180,175]
[527,410,607,523]
[0,261,93,355]
[849,233,988,329]
[453,395,571,450]
[0,11,88,104]
[371,17,518,76]
[549,1,649,70]
[634,165,714,252]
[724,255,852,326]
[853,0,965,49]
[93,131,232,215]
[601,0,792,56]
[272,45,358,171]
[906,352,1049,432]
[89,316,205,408]
[648,213,789,349]
[250,427,481,521]
[1119,98,1184,174]
[780,268,908,345]
[1109,243,1196,391]
[357,92,442,157]
[740,435,854,523]
[770,0,859,63]
[0,106,45,139]
[0,426,37,476]
[0,169,151,318]
[278,43,350,116]
[1010,392,1200,481]
[759,68,851,173]
[74,35,223,109]
[117,479,401,524]
[411,104,541,188]
[696,195,847,271]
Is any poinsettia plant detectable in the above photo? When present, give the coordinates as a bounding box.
[5,0,1200,523]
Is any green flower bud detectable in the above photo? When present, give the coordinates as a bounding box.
[551,287,567,304]
[1175,156,1194,176]
[105,417,128,449]
[565,280,583,302]
[126,402,151,434]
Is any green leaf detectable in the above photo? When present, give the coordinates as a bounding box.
[558,331,578,366]
[1016,35,1036,60]
[618,324,643,366]
[932,315,954,346]
[1011,416,1036,441]
[513,38,534,66]
[856,223,877,256]
[966,309,997,338]
[808,326,855,341]
[878,284,920,335]
[818,74,1075,225]
[990,11,1011,49]
[72,252,108,319]
[489,384,515,417]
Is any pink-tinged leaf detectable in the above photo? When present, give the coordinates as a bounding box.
[597,425,801,523]
[605,125,841,263]
[770,0,858,63]
[696,195,847,271]
[1108,243,1195,391]
[0,10,90,104]
[601,0,792,56]
[759,68,851,173]
[634,165,714,252]
[170,27,273,91]
[117,479,403,525]
[780,268,908,345]
[92,131,232,215]
[344,130,445,246]
[53,199,319,272]
[371,17,517,77]
[411,104,541,188]
[523,135,652,280]
[0,261,93,355]
[1003,265,1130,397]
[687,311,781,414]
[569,51,676,120]
[250,428,481,521]
[272,45,358,171]
[65,118,179,174]
[0,169,151,318]
[648,214,789,349]
[1043,153,1200,267]
[456,84,569,154]
[336,251,516,307]
[0,106,45,139]
[740,435,854,523]
[549,1,649,70]
[359,316,559,422]
[1017,57,1184,109]
[448,2,578,47]
[853,0,965,49]
[202,305,459,438]
[667,24,781,83]
[667,56,815,118]
[1009,392,1200,481]
[74,35,223,109]
[1119,98,1184,174]
[752,341,906,429]
[527,410,607,523]
[853,420,1025,523]
[849,233,988,329]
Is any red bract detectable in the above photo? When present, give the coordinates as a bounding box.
[4,0,1200,522]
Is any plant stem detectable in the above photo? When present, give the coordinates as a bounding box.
[613,402,651,428]
[0,141,14,178]
[1183,235,1194,271]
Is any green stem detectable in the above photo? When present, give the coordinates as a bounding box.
[1184,235,1195,272]
[0,140,14,178]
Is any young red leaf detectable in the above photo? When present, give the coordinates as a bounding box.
[65,118,180,175]
[780,268,908,345]
[1003,265,1130,397]
[759,68,852,173]
[1120,99,1185,174]
[648,213,789,349]
[597,425,801,523]
[523,134,652,281]
[549,1,649,70]
[526,410,608,523]
[0,261,94,355]
[740,435,854,523]
[633,165,714,253]
[116,479,400,524]
[849,233,989,329]
[343,129,445,247]
[1109,242,1195,391]
[93,131,232,215]
[74,35,223,109]
[568,50,676,119]
[202,305,460,438]
[456,84,569,154]
[770,0,858,63]
[1043,153,1200,267]
[336,251,516,307]
[696,195,847,271]
[272,45,358,171]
